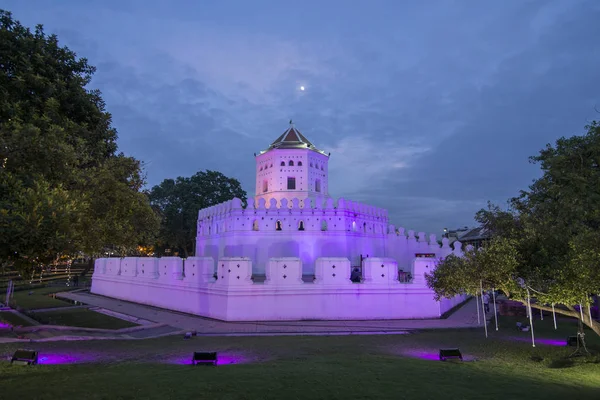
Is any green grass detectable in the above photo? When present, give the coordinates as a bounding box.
[29,308,138,330]
[0,315,599,399]
[9,286,81,310]
[0,311,33,327]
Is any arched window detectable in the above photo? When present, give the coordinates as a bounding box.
[260,166,263,171]
[310,163,313,167]
[276,220,283,231]
[289,160,294,166]
[363,222,367,233]
[298,220,305,231]
[252,220,259,231]
[321,220,328,231]
[208,226,211,235]
[352,221,357,232]
[280,161,285,166]
[298,161,303,166]
[321,165,324,170]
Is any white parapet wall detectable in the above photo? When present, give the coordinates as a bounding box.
[314,258,352,286]
[91,256,467,321]
[265,258,304,285]
[362,257,399,285]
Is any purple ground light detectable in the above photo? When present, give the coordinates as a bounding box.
[167,352,249,366]
[402,350,440,361]
[511,337,566,346]
[398,348,476,362]
[37,353,98,365]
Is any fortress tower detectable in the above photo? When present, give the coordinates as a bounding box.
[254,122,330,206]
[92,121,466,322]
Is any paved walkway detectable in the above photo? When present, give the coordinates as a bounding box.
[56,291,488,335]
[0,323,183,343]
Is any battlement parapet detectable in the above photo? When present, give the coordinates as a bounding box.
[198,197,389,222]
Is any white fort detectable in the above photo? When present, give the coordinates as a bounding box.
[91,124,467,321]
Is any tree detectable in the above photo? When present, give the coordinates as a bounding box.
[149,170,247,257]
[0,10,159,274]
[427,121,600,337]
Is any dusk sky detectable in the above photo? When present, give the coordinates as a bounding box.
[3,0,600,235]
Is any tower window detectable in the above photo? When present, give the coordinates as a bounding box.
[298,161,303,166]
[276,220,282,231]
[287,177,296,190]
[280,161,285,166]
[263,180,268,193]
[315,179,321,192]
[289,160,294,166]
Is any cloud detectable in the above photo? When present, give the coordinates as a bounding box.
[3,0,600,235]
[327,136,430,198]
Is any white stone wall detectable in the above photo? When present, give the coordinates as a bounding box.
[265,258,304,285]
[91,256,467,321]
[315,258,352,286]
[362,257,399,285]
[196,196,452,276]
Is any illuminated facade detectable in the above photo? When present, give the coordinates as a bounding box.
[91,124,467,321]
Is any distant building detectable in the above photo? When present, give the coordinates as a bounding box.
[443,226,490,249]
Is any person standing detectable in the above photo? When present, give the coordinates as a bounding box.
[482,292,490,313]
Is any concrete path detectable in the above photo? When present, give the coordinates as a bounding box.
[0,323,183,343]
[57,291,489,335]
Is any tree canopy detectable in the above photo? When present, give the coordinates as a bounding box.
[427,121,600,337]
[149,170,247,257]
[0,10,159,272]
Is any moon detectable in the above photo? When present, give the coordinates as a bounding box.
[300,86,305,91]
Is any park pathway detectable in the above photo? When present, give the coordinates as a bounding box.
[56,291,490,336]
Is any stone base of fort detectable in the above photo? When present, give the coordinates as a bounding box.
[91,256,466,322]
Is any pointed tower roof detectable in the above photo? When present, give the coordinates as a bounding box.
[260,121,328,155]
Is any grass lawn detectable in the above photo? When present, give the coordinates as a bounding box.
[29,308,138,330]
[10,286,81,310]
[0,315,599,399]
[0,311,33,327]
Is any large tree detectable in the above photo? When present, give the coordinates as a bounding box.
[427,121,600,337]
[0,10,159,273]
[149,170,247,257]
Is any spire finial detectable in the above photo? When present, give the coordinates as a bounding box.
[289,119,294,127]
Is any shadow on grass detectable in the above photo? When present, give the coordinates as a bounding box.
[548,358,575,369]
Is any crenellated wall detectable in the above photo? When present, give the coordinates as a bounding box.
[91,255,467,321]
[195,197,462,276]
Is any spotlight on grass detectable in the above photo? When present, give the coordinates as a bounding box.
[439,348,463,361]
[11,349,38,365]
[192,352,217,366]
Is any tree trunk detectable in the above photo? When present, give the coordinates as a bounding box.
[80,257,94,277]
